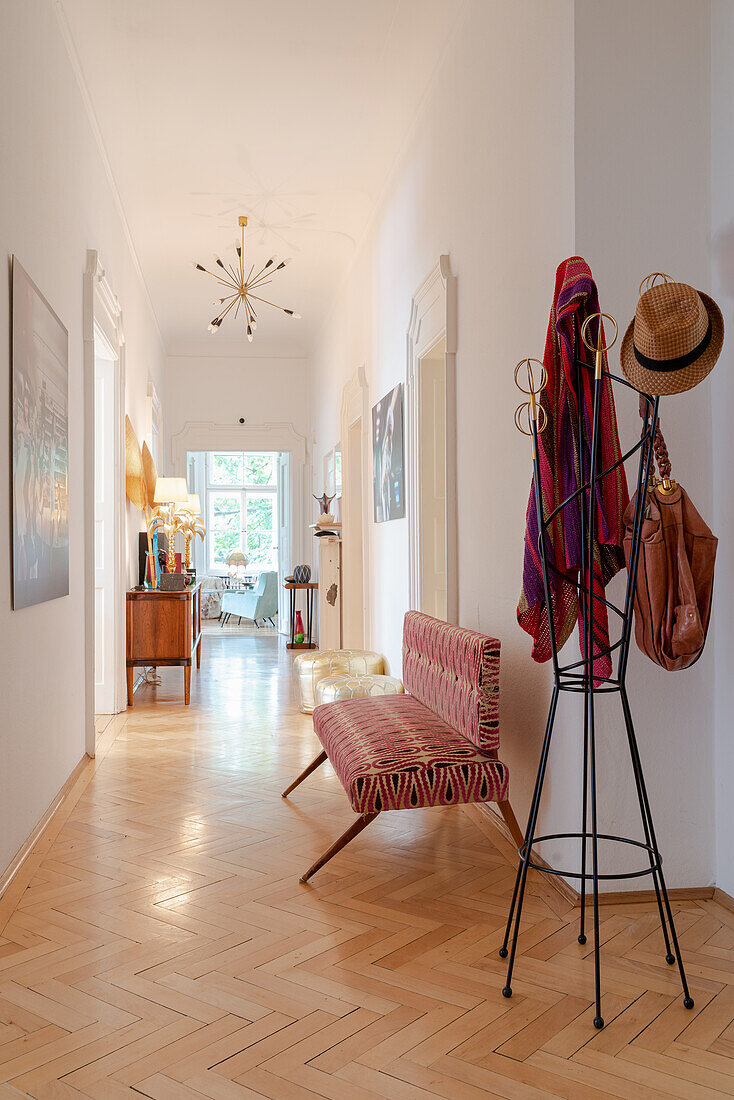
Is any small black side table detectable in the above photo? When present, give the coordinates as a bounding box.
[284,581,318,650]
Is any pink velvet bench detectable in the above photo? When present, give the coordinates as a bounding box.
[283,610,523,882]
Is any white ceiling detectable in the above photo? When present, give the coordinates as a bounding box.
[61,0,465,357]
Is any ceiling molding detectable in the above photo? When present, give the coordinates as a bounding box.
[334,0,471,298]
[52,0,165,354]
[55,0,465,356]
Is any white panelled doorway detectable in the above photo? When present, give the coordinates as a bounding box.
[418,335,448,620]
[85,251,127,754]
[407,257,458,623]
[93,335,118,715]
[187,451,287,637]
[340,368,370,649]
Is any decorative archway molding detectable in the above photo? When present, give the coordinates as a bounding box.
[169,418,309,582]
[406,254,458,623]
[83,250,127,753]
[169,419,306,467]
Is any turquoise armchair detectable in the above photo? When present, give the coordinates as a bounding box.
[220,571,279,627]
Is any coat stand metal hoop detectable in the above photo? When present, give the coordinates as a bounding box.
[504,322,694,1031]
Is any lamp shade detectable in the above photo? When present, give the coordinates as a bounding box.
[187,493,202,515]
[226,550,248,566]
[153,477,189,505]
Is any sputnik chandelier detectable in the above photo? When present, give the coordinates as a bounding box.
[192,216,300,341]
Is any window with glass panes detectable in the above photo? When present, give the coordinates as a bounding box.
[206,453,278,572]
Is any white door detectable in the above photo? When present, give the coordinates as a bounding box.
[277,452,290,633]
[94,354,116,713]
[318,536,342,649]
[419,339,448,620]
[343,417,365,647]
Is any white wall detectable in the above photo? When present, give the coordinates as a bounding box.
[164,355,309,459]
[310,0,718,888]
[711,0,734,896]
[164,354,311,574]
[572,0,715,886]
[0,0,165,873]
[310,0,576,827]
[0,0,722,894]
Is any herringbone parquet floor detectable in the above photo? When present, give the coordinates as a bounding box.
[0,631,730,1098]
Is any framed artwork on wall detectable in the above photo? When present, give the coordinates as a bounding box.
[372,382,405,522]
[11,258,69,609]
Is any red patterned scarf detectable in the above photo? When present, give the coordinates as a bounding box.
[518,257,628,682]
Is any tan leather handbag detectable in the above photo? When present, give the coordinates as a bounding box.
[622,423,717,672]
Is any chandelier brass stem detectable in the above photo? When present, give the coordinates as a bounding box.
[193,215,301,340]
[247,291,296,314]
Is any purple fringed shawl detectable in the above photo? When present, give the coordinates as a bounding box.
[517,257,629,682]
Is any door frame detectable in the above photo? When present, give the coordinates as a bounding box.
[277,451,291,633]
[406,255,458,623]
[84,250,126,755]
[340,365,371,648]
[170,419,307,594]
[93,346,116,715]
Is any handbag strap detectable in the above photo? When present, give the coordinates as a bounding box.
[638,395,674,488]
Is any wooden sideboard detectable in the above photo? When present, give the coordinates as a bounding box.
[126,582,202,706]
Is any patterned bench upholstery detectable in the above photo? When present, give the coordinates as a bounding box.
[284,611,521,882]
[313,693,508,813]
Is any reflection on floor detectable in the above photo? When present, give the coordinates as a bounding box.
[202,617,279,637]
[0,630,732,1096]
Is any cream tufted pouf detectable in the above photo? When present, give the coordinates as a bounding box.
[315,673,404,708]
[294,649,385,713]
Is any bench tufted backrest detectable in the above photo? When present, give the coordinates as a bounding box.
[402,611,500,752]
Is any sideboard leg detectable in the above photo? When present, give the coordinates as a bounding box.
[184,665,191,705]
[126,666,134,707]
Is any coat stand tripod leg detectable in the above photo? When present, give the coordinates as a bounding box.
[620,686,693,1007]
[578,690,589,945]
[499,684,559,990]
[585,361,604,1029]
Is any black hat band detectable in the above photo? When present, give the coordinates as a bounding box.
[633,316,712,373]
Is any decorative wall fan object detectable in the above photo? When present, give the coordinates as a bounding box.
[125,416,158,588]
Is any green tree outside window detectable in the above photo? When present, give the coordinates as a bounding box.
[211,453,243,485]
[211,493,241,565]
[243,454,275,485]
[246,495,275,566]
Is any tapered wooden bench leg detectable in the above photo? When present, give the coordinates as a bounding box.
[498,799,524,849]
[300,811,380,884]
[282,750,328,798]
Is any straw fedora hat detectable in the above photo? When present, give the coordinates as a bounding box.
[620,276,724,396]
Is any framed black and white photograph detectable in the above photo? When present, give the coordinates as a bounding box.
[372,382,405,523]
[12,258,69,609]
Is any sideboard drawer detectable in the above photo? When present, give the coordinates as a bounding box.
[130,598,187,662]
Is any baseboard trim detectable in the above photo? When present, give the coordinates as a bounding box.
[0,753,96,933]
[474,803,716,909]
[472,803,577,905]
[0,754,91,901]
[592,886,715,906]
[713,887,734,913]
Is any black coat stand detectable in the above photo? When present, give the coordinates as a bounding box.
[504,330,694,1030]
